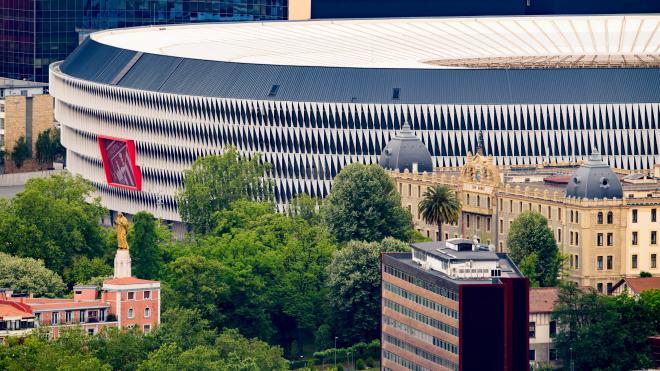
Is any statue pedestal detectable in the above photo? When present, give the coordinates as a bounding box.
[114,249,132,278]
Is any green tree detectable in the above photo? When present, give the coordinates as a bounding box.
[137,343,223,371]
[154,307,217,351]
[418,185,461,241]
[506,211,560,287]
[214,328,289,370]
[129,211,161,279]
[176,147,273,234]
[287,193,320,224]
[0,173,110,274]
[0,252,66,297]
[63,256,112,286]
[11,136,30,169]
[89,327,155,371]
[35,129,55,165]
[325,239,409,345]
[553,283,655,371]
[162,256,229,325]
[321,163,411,243]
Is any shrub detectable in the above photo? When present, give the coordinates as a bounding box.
[366,357,375,368]
[356,358,366,370]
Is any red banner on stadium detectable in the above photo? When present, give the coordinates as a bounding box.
[98,135,142,191]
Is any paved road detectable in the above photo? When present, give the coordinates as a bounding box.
[0,185,24,199]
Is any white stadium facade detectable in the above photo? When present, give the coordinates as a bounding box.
[50,15,660,221]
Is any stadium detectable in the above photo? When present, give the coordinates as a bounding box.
[50,15,660,220]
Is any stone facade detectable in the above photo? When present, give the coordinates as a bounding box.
[391,151,660,290]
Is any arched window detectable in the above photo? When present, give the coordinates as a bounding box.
[607,212,613,224]
[597,212,603,224]
[128,308,134,319]
[144,308,151,318]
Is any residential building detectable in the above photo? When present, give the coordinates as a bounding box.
[1,238,160,338]
[0,0,289,83]
[0,78,49,152]
[381,239,529,370]
[0,300,36,343]
[51,15,660,223]
[388,127,660,290]
[529,288,560,369]
[610,277,660,297]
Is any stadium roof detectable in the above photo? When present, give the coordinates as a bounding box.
[92,15,660,69]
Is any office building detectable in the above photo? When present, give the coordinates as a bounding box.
[390,126,660,290]
[50,15,660,221]
[0,0,289,83]
[381,239,529,370]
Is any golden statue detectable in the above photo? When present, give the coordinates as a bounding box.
[115,212,129,250]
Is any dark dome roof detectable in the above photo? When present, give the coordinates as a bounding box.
[379,123,433,173]
[565,150,623,199]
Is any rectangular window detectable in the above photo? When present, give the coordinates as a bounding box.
[632,209,638,223]
[557,228,562,243]
[607,255,613,270]
[575,255,579,269]
[487,217,491,232]
[598,212,604,224]
[418,185,421,197]
[466,215,470,228]
[529,322,536,338]
[632,254,638,269]
[607,233,613,246]
[392,88,400,100]
[51,312,59,325]
[653,209,657,222]
[79,310,85,323]
[559,207,562,221]
[144,324,151,334]
[597,256,603,270]
[128,291,135,300]
[499,219,503,233]
[510,200,513,212]
[597,283,603,293]
[652,254,657,269]
[548,206,552,220]
[143,290,151,300]
[632,232,638,245]
[597,233,603,246]
[575,232,579,245]
[652,231,657,245]
[65,311,72,324]
[529,349,536,361]
[476,216,481,230]
[550,321,557,338]
[570,231,574,245]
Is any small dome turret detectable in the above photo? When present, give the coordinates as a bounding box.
[565,149,623,199]
[379,123,433,173]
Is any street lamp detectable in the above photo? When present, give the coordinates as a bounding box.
[334,337,338,369]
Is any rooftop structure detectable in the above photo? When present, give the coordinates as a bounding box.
[611,277,660,296]
[379,123,433,173]
[565,149,624,200]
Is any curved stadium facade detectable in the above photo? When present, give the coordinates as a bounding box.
[50,15,660,220]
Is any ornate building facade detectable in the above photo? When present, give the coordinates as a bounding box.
[388,132,660,291]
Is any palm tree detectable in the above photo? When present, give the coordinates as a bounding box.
[418,185,461,241]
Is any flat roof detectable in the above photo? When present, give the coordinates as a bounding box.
[0,77,47,89]
[91,15,660,69]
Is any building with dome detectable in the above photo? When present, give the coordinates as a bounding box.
[387,131,660,290]
[49,15,660,222]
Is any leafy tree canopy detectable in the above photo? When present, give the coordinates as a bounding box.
[553,283,656,371]
[325,238,409,345]
[63,256,112,287]
[176,147,273,235]
[0,173,112,275]
[506,211,560,287]
[128,211,162,280]
[321,163,412,243]
[10,136,30,169]
[0,252,66,297]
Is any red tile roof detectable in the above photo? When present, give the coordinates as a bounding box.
[0,301,33,319]
[529,287,558,313]
[103,277,159,285]
[619,277,660,294]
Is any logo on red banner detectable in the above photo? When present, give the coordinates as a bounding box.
[98,135,142,191]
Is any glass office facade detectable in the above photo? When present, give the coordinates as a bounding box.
[1,0,288,82]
